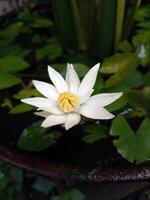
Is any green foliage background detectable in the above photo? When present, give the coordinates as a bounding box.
[0,1,150,199]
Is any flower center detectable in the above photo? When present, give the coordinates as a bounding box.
[58,92,79,113]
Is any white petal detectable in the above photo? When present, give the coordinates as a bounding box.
[66,63,80,93]
[65,113,81,130]
[78,63,100,97]
[79,103,114,119]
[87,92,123,107]
[39,105,63,114]
[41,114,66,128]
[34,111,50,118]
[48,66,68,93]
[32,80,59,100]
[79,89,94,104]
[21,97,54,108]
[21,97,62,114]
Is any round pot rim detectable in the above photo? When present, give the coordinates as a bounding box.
[0,144,150,186]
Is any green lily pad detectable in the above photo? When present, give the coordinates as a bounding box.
[14,88,41,99]
[100,53,138,74]
[0,22,23,38]
[106,94,127,112]
[0,74,22,90]
[10,103,33,114]
[100,53,139,88]
[127,87,150,116]
[110,115,150,163]
[0,56,29,72]
[32,17,53,28]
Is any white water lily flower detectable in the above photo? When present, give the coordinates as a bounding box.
[21,63,123,130]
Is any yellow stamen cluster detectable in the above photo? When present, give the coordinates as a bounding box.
[58,92,79,113]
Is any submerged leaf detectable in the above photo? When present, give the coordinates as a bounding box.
[9,167,23,191]
[33,176,55,194]
[0,172,9,190]
[18,121,55,151]
[82,124,107,143]
[51,188,85,200]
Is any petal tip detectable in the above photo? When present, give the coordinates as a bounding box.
[93,63,100,71]
[20,98,26,103]
[65,126,69,131]
[21,98,34,104]
[67,62,70,67]
[48,65,53,72]
[109,113,115,119]
[41,121,47,128]
[32,80,39,86]
[67,63,74,69]
[70,63,74,68]
[116,92,123,99]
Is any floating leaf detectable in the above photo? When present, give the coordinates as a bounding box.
[36,44,63,61]
[52,63,89,78]
[0,38,14,48]
[100,53,139,88]
[0,56,29,72]
[0,74,22,90]
[18,121,55,151]
[110,115,150,163]
[0,44,23,58]
[133,31,150,47]
[36,45,49,60]
[14,88,41,99]
[10,103,33,114]
[107,70,143,91]
[31,34,43,44]
[0,22,23,38]
[82,124,107,143]
[93,74,104,94]
[47,44,63,61]
[32,17,53,28]
[127,87,150,116]
[18,8,37,22]
[74,63,90,77]
[143,72,150,85]
[106,95,127,112]
[119,40,133,53]
[1,98,13,109]
[36,38,63,61]
[135,5,150,22]
[100,53,138,74]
